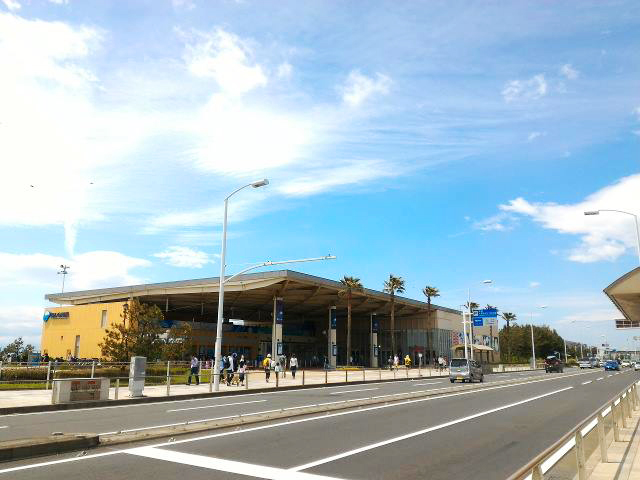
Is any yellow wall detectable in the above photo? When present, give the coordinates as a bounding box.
[41,302,126,359]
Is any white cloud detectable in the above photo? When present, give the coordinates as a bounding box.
[153,246,216,268]
[182,27,267,96]
[500,173,640,263]
[172,0,195,9]
[634,106,640,121]
[527,131,546,142]
[502,74,547,102]
[1,0,20,11]
[276,62,292,79]
[472,212,517,232]
[0,13,155,255]
[0,251,151,291]
[560,63,579,80]
[340,70,391,107]
[0,306,43,349]
[529,281,540,288]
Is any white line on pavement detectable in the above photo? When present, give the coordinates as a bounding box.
[290,386,573,472]
[0,426,7,429]
[581,381,592,385]
[0,451,122,474]
[166,399,267,412]
[597,377,604,381]
[127,447,341,480]
[329,388,378,395]
[411,382,443,386]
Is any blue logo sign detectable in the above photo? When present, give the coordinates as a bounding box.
[43,311,51,323]
[472,308,498,319]
[43,311,69,322]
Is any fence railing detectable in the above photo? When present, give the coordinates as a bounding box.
[0,361,537,392]
[507,380,640,480]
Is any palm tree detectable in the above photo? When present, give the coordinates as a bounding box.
[501,312,517,362]
[422,286,440,365]
[384,274,405,358]
[339,275,364,366]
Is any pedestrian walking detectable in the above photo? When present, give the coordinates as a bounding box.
[238,355,246,386]
[225,354,234,386]
[279,354,287,378]
[388,356,393,371]
[290,353,298,379]
[404,354,411,368]
[263,354,272,382]
[393,354,399,371]
[187,355,200,385]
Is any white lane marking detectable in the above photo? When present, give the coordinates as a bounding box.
[329,388,378,395]
[608,374,613,377]
[166,399,266,412]
[581,381,592,385]
[411,382,443,386]
[127,447,340,480]
[0,426,7,429]
[597,377,604,381]
[290,386,573,472]
[0,451,122,474]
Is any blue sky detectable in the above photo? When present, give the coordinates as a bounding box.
[1,0,639,351]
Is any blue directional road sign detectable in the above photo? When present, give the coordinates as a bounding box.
[473,317,484,327]
[473,308,498,318]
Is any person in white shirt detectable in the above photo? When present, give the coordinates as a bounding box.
[289,353,298,379]
[187,355,199,385]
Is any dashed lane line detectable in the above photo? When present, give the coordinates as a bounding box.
[166,399,266,413]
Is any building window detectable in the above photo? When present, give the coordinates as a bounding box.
[101,310,108,328]
[74,335,80,358]
[60,335,63,341]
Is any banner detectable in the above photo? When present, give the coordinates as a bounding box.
[275,297,284,325]
[330,307,337,329]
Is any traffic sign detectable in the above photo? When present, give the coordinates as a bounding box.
[473,317,484,327]
[472,308,498,319]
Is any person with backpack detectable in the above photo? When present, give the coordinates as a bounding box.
[263,354,272,382]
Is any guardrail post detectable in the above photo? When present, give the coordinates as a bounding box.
[418,364,421,377]
[302,368,305,386]
[325,370,328,384]
[363,368,365,382]
[209,362,214,393]
[621,397,628,428]
[633,384,639,410]
[531,464,543,480]
[574,431,586,480]
[0,361,3,380]
[624,394,631,419]
[393,369,396,380]
[406,367,409,379]
[597,412,608,463]
[276,371,279,388]
[612,401,621,441]
[345,369,348,383]
[91,360,95,379]
[166,361,171,396]
[115,378,119,400]
[245,370,249,389]
[46,361,52,390]
[379,368,381,381]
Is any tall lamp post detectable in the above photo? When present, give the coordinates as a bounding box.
[57,264,70,293]
[530,305,547,369]
[584,210,640,264]
[213,179,268,392]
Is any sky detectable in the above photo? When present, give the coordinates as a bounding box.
[0,0,639,352]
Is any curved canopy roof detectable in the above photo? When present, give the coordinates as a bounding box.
[604,266,640,327]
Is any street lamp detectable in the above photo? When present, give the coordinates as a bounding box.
[467,279,492,361]
[57,264,70,293]
[213,179,269,392]
[584,210,640,264]
[530,305,547,369]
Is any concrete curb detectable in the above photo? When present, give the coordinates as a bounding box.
[0,434,98,462]
[100,373,545,446]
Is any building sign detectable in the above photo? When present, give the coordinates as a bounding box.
[275,298,284,325]
[372,317,379,333]
[472,308,498,318]
[69,379,101,401]
[330,307,337,329]
[43,311,69,322]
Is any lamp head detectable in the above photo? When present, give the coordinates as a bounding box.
[251,179,269,188]
[584,211,600,216]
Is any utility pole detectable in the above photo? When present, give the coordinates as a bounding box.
[57,265,70,293]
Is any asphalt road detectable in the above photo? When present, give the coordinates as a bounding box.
[1,369,576,441]
[1,367,638,479]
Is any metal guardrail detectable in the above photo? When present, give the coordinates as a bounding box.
[507,379,640,480]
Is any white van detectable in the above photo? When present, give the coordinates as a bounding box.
[449,358,483,383]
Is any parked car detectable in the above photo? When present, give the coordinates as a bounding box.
[578,358,592,369]
[604,360,620,371]
[634,362,640,371]
[621,360,631,368]
[449,358,483,383]
[590,358,600,368]
[545,355,564,373]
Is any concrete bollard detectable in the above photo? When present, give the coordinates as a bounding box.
[612,401,621,441]
[597,412,608,463]
[574,431,586,480]
[115,378,120,400]
[46,361,52,390]
[166,361,171,396]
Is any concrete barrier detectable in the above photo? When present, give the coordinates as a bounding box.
[51,378,109,404]
[0,434,98,462]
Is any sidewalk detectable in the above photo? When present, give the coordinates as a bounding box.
[0,367,452,409]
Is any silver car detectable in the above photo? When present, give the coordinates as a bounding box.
[449,358,484,383]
